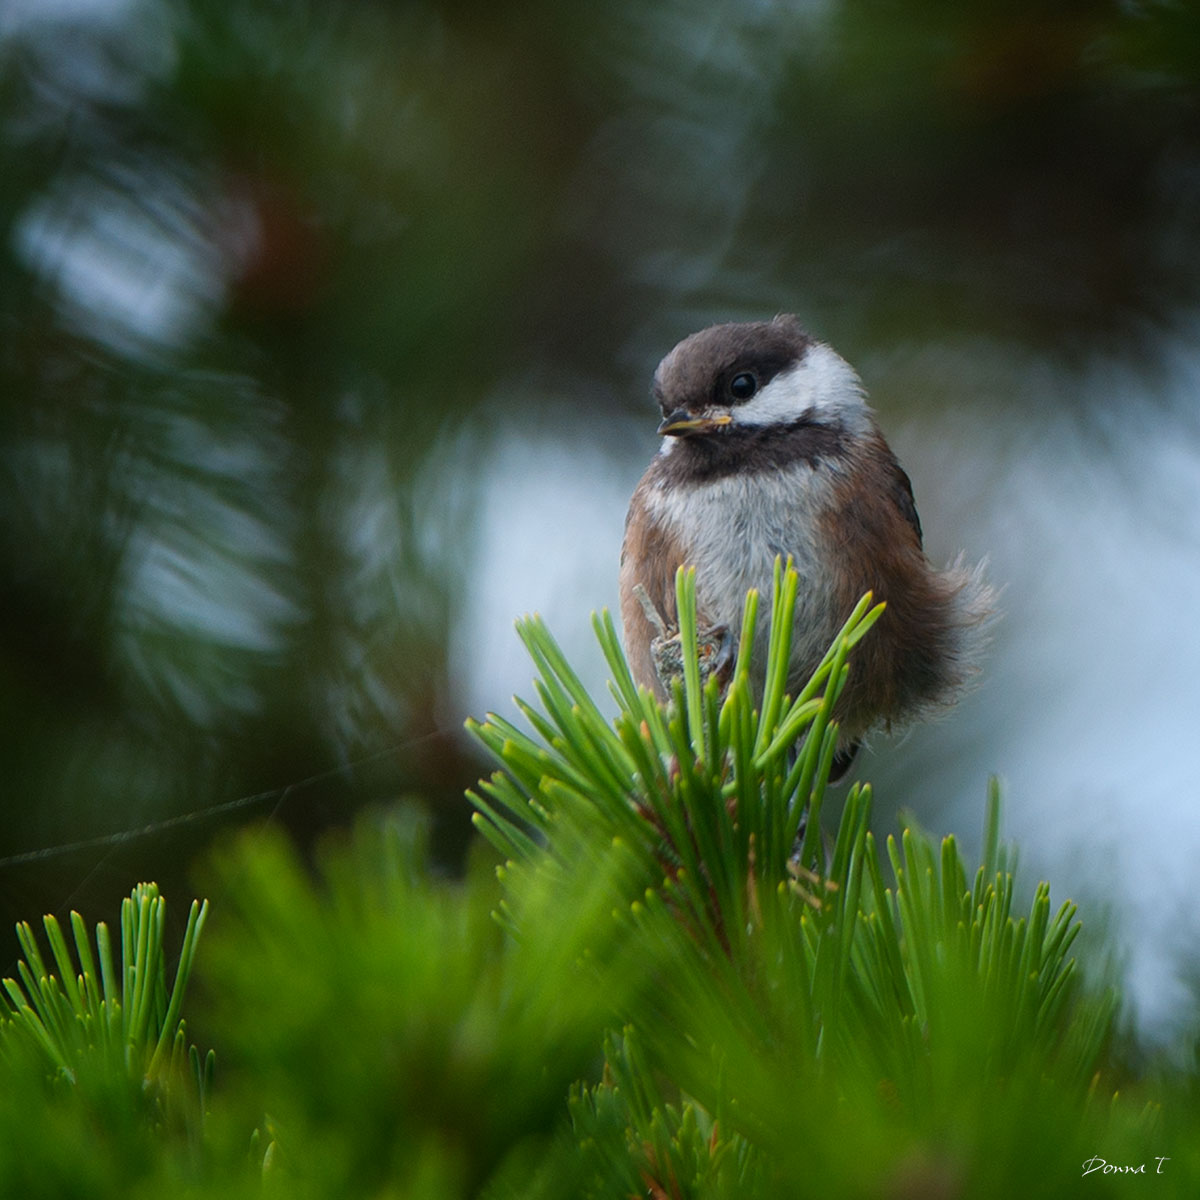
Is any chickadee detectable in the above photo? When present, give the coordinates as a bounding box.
[619,315,991,774]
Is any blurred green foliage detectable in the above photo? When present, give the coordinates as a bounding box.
[0,570,1197,1196]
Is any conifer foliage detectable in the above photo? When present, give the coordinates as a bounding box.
[0,564,1189,1196]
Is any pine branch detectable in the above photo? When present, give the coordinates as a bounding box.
[0,882,212,1132]
[467,561,1120,1194]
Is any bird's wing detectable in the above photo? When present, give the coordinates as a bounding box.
[619,483,689,696]
[888,457,924,547]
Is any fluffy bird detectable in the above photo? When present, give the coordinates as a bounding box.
[619,315,991,774]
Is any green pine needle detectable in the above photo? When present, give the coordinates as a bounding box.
[467,560,1114,1150]
[0,882,210,1124]
[468,561,884,906]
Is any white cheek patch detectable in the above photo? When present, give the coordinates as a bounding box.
[731,342,869,432]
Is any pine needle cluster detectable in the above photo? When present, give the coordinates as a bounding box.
[0,563,1192,1196]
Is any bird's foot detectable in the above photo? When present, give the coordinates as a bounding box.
[633,585,736,696]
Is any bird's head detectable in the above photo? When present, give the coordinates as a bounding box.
[652,314,868,442]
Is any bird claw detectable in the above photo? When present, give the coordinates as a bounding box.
[696,623,736,691]
[632,584,670,640]
[634,586,737,696]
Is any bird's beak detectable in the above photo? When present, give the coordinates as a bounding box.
[657,409,733,437]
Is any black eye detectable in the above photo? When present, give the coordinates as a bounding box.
[729,372,757,401]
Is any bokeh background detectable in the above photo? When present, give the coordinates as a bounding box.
[2,0,1199,1044]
